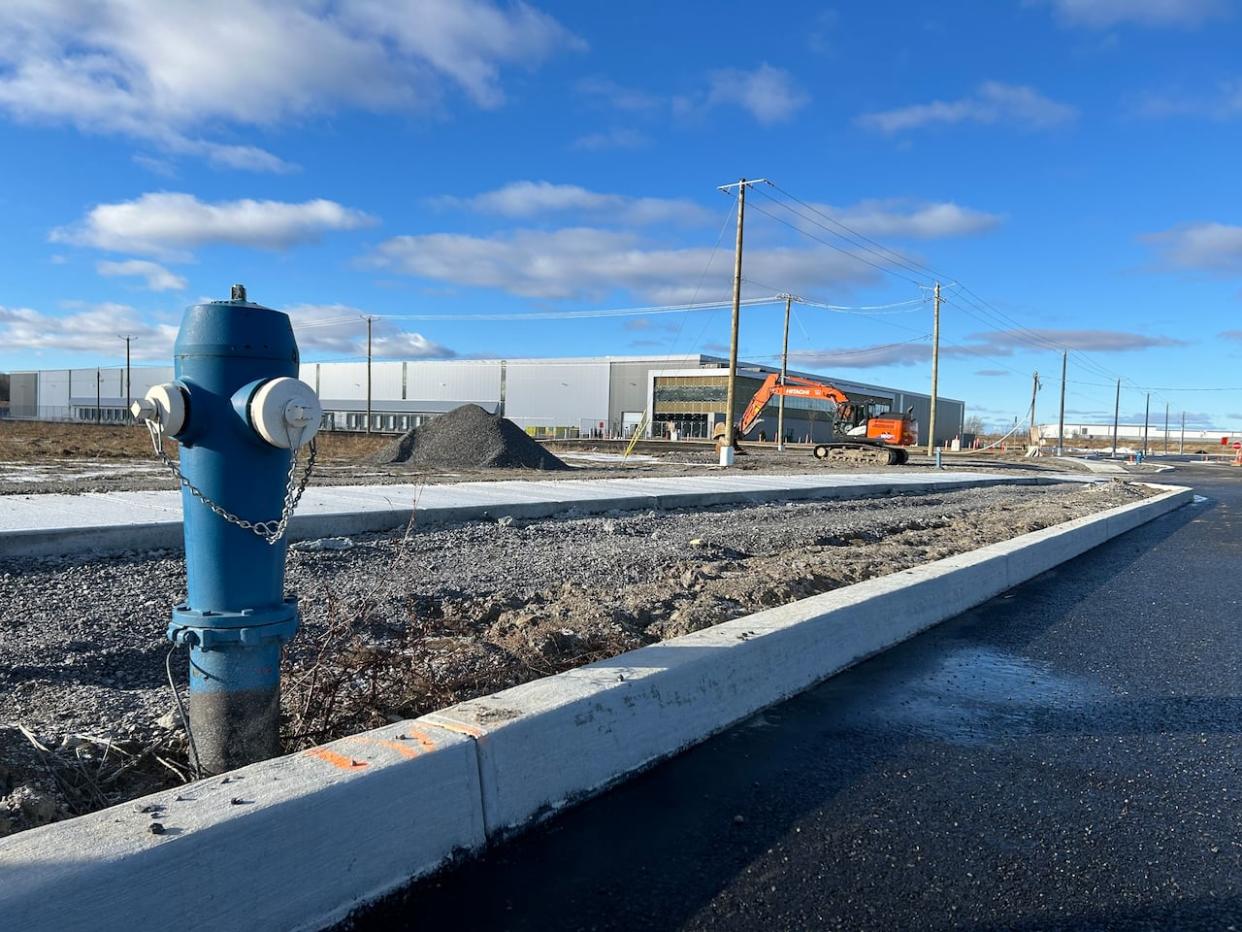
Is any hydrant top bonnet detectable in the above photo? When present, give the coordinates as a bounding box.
[175,297,300,364]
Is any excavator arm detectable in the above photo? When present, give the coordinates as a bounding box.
[736,372,852,437]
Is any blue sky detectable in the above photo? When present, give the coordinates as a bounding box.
[2,0,1241,430]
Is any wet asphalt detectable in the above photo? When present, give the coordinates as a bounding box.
[350,464,1240,931]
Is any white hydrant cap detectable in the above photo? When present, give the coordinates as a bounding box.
[250,377,322,449]
[134,383,187,434]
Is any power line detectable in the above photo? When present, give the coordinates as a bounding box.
[754,186,935,283]
[762,180,1169,400]
[766,181,944,281]
[742,197,926,287]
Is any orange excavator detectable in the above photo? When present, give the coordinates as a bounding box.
[716,371,917,465]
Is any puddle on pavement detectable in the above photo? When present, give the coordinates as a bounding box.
[809,643,1108,746]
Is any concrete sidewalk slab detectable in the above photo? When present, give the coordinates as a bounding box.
[0,470,1080,559]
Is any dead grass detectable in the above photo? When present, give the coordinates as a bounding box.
[0,419,392,464]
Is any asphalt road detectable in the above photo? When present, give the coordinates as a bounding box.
[351,464,1240,931]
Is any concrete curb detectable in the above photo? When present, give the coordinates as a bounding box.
[1,472,1074,559]
[0,721,485,932]
[0,483,1190,931]
[429,482,1191,837]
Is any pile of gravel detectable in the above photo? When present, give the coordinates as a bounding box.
[369,404,570,470]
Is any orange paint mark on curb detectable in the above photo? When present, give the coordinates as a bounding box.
[426,718,486,739]
[405,728,439,752]
[372,739,419,759]
[306,747,367,771]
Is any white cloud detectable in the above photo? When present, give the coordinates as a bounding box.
[575,77,662,113]
[366,226,876,302]
[572,128,651,151]
[578,66,808,127]
[1134,80,1242,120]
[789,340,933,369]
[0,302,178,358]
[1035,0,1228,28]
[52,192,376,258]
[433,181,713,226]
[787,327,1184,370]
[284,304,454,359]
[0,0,583,171]
[972,328,1187,352]
[97,259,187,292]
[701,64,809,125]
[1143,221,1242,272]
[802,199,1002,239]
[857,82,1078,134]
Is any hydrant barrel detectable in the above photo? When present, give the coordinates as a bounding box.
[168,292,307,774]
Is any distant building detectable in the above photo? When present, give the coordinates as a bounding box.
[2,354,966,447]
[1036,422,1239,446]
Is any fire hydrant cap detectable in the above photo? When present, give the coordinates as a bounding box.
[137,382,188,435]
[250,376,321,449]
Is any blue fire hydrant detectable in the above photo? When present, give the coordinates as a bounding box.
[132,285,320,774]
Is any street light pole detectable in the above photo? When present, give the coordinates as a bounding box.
[363,315,374,434]
[1143,393,1150,457]
[1112,379,1120,457]
[118,335,134,421]
[777,293,791,452]
[927,282,941,456]
[1057,349,1066,456]
[716,177,767,466]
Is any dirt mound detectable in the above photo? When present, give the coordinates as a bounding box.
[369,404,570,470]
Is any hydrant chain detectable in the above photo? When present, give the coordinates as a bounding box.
[147,417,316,544]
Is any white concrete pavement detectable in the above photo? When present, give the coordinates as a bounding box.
[0,470,1079,558]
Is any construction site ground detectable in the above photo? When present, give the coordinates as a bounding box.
[0,475,1154,838]
[0,419,1167,496]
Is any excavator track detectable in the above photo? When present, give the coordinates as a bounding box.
[812,443,908,466]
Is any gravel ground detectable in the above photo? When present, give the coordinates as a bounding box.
[0,446,1082,496]
[0,479,1151,837]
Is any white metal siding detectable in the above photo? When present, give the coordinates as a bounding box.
[39,370,70,408]
[129,367,174,398]
[317,363,369,400]
[370,362,403,400]
[505,362,609,429]
[404,362,502,404]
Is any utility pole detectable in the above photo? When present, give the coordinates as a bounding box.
[1164,402,1169,454]
[118,335,134,421]
[927,281,941,456]
[364,315,374,433]
[1112,379,1120,457]
[1143,392,1150,456]
[95,368,101,424]
[1057,349,1067,456]
[1028,370,1041,451]
[777,293,791,452]
[716,177,767,466]
[1180,411,1185,454]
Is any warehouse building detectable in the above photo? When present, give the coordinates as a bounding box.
[1036,422,1239,445]
[1,354,966,447]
